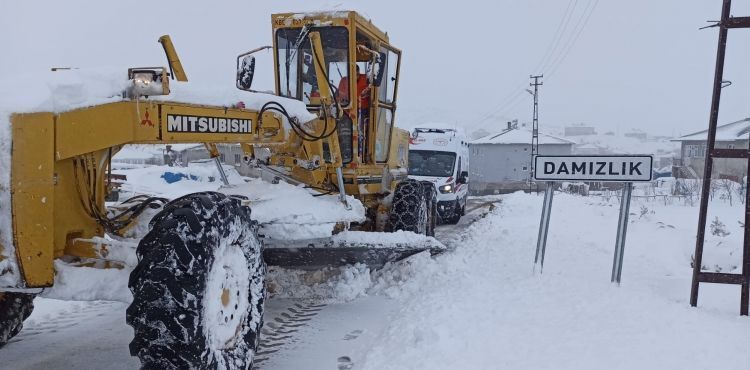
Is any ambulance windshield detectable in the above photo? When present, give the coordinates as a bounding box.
[408,150,456,177]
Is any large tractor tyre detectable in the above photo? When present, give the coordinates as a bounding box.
[0,292,35,347]
[388,179,436,236]
[126,192,265,370]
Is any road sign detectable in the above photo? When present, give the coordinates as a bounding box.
[533,155,651,284]
[534,155,653,182]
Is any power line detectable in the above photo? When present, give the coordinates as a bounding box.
[493,0,598,126]
[546,0,600,79]
[469,81,528,126]
[468,1,579,128]
[534,0,579,74]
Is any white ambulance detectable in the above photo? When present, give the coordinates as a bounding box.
[408,127,470,224]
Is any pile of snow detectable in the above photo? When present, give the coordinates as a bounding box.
[43,260,132,302]
[113,163,246,199]
[332,230,443,249]
[267,264,373,302]
[355,192,750,369]
[116,166,369,241]
[265,249,441,303]
[224,179,366,240]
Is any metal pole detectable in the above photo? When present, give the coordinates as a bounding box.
[529,75,543,192]
[612,182,633,284]
[535,182,554,272]
[742,158,750,315]
[336,167,352,210]
[691,0,732,308]
[214,157,230,186]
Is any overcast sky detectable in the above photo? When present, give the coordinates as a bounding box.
[2,0,749,136]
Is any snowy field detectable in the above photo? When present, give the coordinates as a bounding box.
[360,192,750,370]
[3,186,750,369]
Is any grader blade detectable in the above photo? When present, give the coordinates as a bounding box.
[263,233,446,270]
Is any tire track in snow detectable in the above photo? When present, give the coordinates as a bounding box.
[253,300,326,369]
[7,300,119,344]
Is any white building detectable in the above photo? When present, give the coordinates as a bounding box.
[671,118,750,180]
[469,128,574,195]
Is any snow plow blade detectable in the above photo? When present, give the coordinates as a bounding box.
[262,232,446,270]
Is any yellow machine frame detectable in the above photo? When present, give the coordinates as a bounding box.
[2,11,410,288]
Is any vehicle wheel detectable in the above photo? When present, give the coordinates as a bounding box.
[0,292,35,348]
[422,183,438,237]
[126,191,265,369]
[388,179,430,235]
[445,200,462,225]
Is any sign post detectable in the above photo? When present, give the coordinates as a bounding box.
[611,182,633,284]
[534,182,555,272]
[532,155,653,283]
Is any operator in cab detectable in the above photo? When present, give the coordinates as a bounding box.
[337,64,371,160]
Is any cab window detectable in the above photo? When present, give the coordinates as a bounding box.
[374,46,400,162]
[275,27,349,104]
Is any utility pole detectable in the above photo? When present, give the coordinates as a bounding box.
[690,0,750,316]
[529,74,543,191]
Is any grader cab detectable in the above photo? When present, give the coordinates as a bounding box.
[0,11,442,368]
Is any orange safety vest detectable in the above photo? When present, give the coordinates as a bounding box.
[338,74,370,109]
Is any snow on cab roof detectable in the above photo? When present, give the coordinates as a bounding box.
[288,11,351,20]
[671,118,750,142]
[471,127,574,145]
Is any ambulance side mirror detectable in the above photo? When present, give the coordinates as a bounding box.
[457,171,469,184]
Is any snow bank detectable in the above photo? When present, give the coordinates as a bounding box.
[332,230,442,247]
[225,179,366,240]
[266,250,441,303]
[114,163,246,199]
[42,260,132,303]
[0,67,314,288]
[115,164,367,241]
[267,264,372,302]
[359,193,750,370]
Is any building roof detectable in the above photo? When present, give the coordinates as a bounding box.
[112,147,159,160]
[169,144,206,152]
[470,128,574,145]
[672,118,750,142]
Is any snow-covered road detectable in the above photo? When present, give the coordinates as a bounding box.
[4,193,750,370]
[0,200,496,370]
[1,297,397,370]
[2,300,138,369]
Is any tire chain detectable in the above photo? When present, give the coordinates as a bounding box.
[387,179,428,234]
[127,192,265,369]
[0,292,35,348]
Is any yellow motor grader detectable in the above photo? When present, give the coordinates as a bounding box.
[0,11,441,369]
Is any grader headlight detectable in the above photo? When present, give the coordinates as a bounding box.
[127,67,170,98]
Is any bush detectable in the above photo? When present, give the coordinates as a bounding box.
[710,216,730,237]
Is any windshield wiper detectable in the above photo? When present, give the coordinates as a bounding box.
[284,24,315,97]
